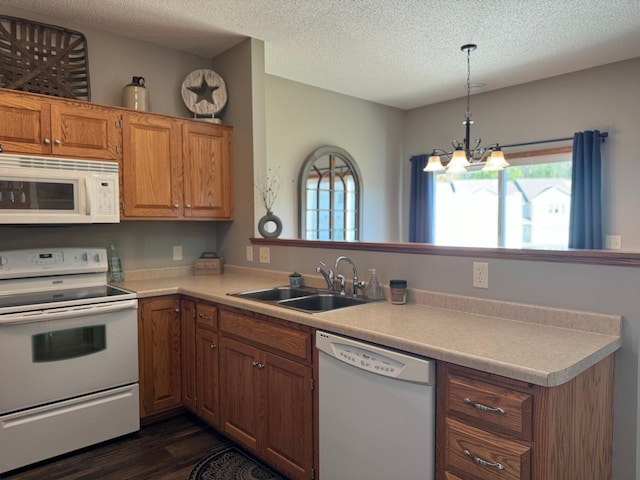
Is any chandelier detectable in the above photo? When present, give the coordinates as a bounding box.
[424,44,508,173]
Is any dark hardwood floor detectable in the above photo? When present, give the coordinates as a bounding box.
[2,414,232,479]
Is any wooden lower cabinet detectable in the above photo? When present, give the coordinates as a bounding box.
[437,357,615,480]
[181,299,197,412]
[219,308,314,480]
[181,298,220,426]
[138,296,182,418]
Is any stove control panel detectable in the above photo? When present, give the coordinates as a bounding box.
[0,248,108,279]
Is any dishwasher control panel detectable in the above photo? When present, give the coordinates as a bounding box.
[316,330,436,384]
[333,343,405,377]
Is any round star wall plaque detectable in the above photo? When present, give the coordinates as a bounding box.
[181,69,228,123]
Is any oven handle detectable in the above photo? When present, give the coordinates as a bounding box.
[0,299,138,325]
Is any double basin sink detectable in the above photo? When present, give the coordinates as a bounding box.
[228,286,376,313]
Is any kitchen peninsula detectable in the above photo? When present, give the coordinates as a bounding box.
[120,265,621,480]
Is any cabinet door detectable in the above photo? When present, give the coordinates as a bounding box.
[181,299,197,413]
[139,297,182,417]
[262,351,314,480]
[197,327,219,426]
[122,112,182,217]
[182,122,233,219]
[220,336,261,452]
[50,102,119,160]
[0,91,51,155]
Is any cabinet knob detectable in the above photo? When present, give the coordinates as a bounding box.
[174,203,180,209]
[186,204,192,209]
[210,344,216,350]
[43,138,51,145]
[54,139,61,146]
[175,308,180,313]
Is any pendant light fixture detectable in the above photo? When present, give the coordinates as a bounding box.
[424,44,508,173]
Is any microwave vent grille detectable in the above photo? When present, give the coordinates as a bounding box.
[0,155,118,174]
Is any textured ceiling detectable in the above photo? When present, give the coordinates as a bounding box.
[2,0,640,109]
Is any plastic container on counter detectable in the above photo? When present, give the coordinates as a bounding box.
[389,279,407,304]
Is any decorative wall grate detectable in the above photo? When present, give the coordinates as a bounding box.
[0,15,91,100]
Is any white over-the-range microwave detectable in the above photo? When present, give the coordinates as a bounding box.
[0,153,120,224]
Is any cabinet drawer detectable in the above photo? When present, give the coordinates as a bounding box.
[445,418,530,480]
[446,373,532,440]
[197,303,218,331]
[444,473,465,480]
[220,310,311,362]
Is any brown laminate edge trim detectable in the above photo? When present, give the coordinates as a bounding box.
[250,238,640,267]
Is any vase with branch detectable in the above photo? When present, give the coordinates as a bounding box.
[256,167,284,238]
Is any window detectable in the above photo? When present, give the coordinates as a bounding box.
[433,150,572,249]
[298,146,362,241]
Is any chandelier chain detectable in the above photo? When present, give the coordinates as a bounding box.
[466,47,471,121]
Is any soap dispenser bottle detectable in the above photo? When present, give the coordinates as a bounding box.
[365,268,384,300]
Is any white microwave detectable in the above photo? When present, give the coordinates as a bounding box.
[0,154,120,224]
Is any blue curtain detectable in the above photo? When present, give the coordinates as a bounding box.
[409,154,434,243]
[569,130,602,249]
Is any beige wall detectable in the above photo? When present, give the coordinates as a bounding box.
[404,57,640,249]
[0,6,263,270]
[260,59,640,479]
[264,75,405,241]
[1,4,638,477]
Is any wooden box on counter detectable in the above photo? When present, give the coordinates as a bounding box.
[194,258,224,275]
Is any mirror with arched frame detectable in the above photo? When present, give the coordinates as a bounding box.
[298,146,362,241]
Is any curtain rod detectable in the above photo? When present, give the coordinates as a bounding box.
[412,131,609,160]
[500,131,608,149]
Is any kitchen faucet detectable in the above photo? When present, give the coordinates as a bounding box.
[334,256,365,297]
[316,261,335,291]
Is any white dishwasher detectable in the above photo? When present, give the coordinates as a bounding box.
[316,330,436,480]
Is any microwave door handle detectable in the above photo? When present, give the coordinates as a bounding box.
[84,177,92,216]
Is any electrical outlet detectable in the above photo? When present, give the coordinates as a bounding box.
[259,247,270,264]
[605,235,621,250]
[246,246,254,262]
[473,262,488,289]
[172,245,183,261]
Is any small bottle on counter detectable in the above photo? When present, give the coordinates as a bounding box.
[108,240,124,282]
[389,279,407,304]
[365,268,384,300]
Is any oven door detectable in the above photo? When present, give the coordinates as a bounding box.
[0,299,138,414]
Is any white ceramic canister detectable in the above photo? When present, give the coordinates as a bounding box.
[122,76,149,111]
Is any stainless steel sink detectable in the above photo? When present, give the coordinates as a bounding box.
[230,286,317,301]
[279,294,368,312]
[228,287,377,313]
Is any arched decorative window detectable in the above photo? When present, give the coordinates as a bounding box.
[298,146,362,241]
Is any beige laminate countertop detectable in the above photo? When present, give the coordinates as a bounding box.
[118,266,622,388]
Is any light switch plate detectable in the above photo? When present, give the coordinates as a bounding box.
[173,245,183,261]
[259,247,270,264]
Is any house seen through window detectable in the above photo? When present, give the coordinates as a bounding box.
[433,150,572,249]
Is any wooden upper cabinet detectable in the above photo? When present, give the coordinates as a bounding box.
[49,102,120,160]
[182,122,233,219]
[121,113,233,220]
[121,112,182,218]
[0,89,119,160]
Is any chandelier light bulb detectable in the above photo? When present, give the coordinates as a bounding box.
[424,154,445,172]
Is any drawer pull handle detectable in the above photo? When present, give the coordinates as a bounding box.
[463,449,505,471]
[463,397,506,415]
[252,361,265,369]
[199,314,213,320]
